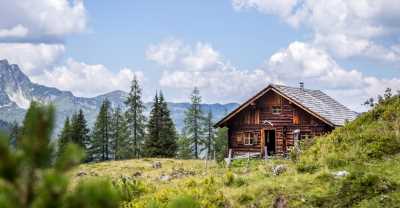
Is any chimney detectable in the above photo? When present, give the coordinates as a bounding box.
[299,82,304,90]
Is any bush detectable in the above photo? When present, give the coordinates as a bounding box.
[224,171,235,186]
[167,195,200,208]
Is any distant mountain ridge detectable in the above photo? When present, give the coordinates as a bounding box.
[0,59,239,133]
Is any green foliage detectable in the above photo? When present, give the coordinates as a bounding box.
[144,92,178,157]
[0,102,122,208]
[184,87,206,159]
[70,109,90,153]
[124,75,146,158]
[299,95,400,170]
[114,176,147,201]
[110,107,130,160]
[214,127,228,163]
[89,99,112,161]
[64,179,121,208]
[177,134,193,159]
[167,195,200,208]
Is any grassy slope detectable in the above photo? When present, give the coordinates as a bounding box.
[70,96,400,208]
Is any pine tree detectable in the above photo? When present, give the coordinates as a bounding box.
[110,107,130,160]
[70,109,90,153]
[8,121,20,148]
[124,75,146,158]
[57,117,72,157]
[158,92,178,157]
[177,134,192,159]
[89,99,112,161]
[144,92,178,157]
[183,87,206,159]
[204,111,215,159]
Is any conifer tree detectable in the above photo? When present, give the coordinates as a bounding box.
[183,87,206,159]
[124,75,146,158]
[90,99,112,161]
[57,117,72,157]
[204,111,215,159]
[214,127,228,163]
[144,92,178,157]
[177,134,192,159]
[8,121,20,148]
[70,109,90,152]
[110,107,130,160]
[158,92,178,157]
[0,101,122,208]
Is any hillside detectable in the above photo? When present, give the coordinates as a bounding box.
[70,95,400,207]
[0,59,238,132]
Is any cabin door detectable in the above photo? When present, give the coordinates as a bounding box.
[264,130,275,155]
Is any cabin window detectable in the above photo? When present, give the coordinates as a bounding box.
[271,106,282,114]
[244,132,258,145]
[293,111,300,124]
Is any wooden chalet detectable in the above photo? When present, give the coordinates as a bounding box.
[214,83,358,157]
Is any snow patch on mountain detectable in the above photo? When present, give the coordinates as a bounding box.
[7,88,30,109]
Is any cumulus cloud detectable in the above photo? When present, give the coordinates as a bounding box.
[147,39,276,103]
[0,0,87,41]
[0,43,65,75]
[232,0,400,63]
[0,25,29,38]
[266,41,400,111]
[32,59,144,97]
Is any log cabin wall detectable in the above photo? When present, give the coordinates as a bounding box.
[227,91,333,155]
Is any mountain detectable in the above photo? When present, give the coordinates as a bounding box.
[0,59,238,134]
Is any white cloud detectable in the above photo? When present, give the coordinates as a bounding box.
[0,24,29,38]
[149,39,400,111]
[232,0,400,62]
[147,39,277,103]
[0,43,65,75]
[32,59,144,97]
[0,0,87,40]
[266,41,400,111]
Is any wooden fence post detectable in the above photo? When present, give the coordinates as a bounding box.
[226,149,232,167]
[264,146,268,160]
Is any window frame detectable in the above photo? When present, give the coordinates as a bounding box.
[271,105,282,114]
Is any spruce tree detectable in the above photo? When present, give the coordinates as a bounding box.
[158,92,178,157]
[70,109,90,153]
[177,134,192,159]
[183,87,206,159]
[110,107,130,160]
[90,99,112,161]
[144,92,178,157]
[57,117,72,157]
[124,75,146,158]
[8,121,20,148]
[204,111,215,159]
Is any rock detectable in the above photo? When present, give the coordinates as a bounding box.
[76,171,87,177]
[160,175,171,181]
[152,161,162,169]
[333,170,349,178]
[273,195,288,208]
[272,165,287,176]
[133,171,142,177]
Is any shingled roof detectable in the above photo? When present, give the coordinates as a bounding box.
[215,84,358,127]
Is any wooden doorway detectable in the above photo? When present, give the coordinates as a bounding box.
[264,130,276,155]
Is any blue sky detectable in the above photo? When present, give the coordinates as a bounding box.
[0,0,399,111]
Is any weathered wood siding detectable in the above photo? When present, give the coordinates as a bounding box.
[227,91,332,155]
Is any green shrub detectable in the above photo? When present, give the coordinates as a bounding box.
[167,195,200,208]
[224,171,235,186]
